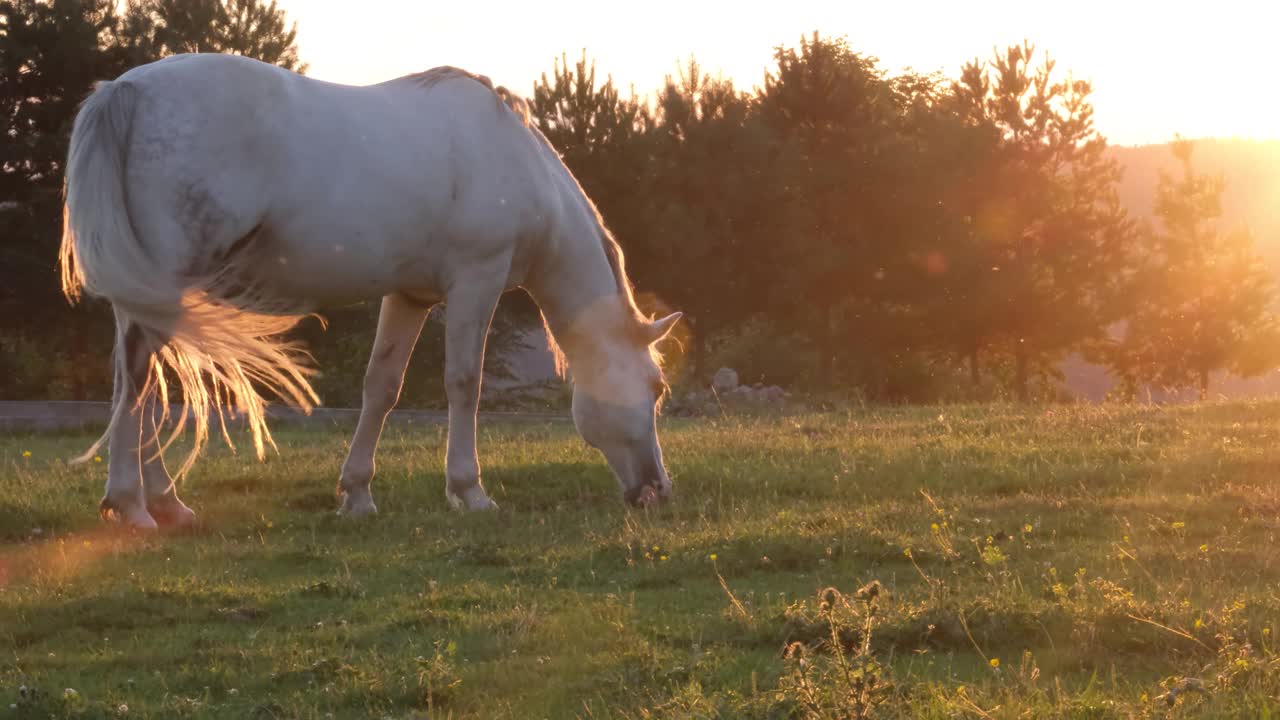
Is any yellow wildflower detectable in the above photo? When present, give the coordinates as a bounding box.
[659,555,668,562]
[1172,521,1186,529]
[94,455,102,463]
[1023,524,1033,533]
[989,658,1000,669]
[931,523,939,532]
[22,450,31,458]
[709,554,717,561]
[1199,544,1209,553]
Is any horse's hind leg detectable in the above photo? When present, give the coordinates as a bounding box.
[102,311,196,528]
[140,408,196,527]
[101,313,162,528]
[337,293,430,516]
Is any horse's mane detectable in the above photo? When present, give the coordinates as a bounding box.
[410,66,664,383]
[523,127,643,322]
[409,66,531,126]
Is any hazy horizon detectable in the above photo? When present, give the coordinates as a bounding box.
[276,0,1277,147]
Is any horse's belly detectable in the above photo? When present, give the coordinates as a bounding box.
[242,227,420,308]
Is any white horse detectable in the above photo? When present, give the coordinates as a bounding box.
[59,53,682,528]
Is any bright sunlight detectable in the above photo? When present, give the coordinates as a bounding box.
[280,0,1279,145]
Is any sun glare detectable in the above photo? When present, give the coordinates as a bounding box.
[278,0,1278,146]
[0,526,153,589]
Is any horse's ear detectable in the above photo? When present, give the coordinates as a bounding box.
[645,312,683,345]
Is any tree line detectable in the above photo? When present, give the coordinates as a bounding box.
[2,0,1276,405]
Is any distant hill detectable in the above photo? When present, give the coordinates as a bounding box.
[1063,138,1280,402]
[1109,138,1280,264]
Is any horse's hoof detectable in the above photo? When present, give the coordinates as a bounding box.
[446,486,499,512]
[148,497,197,528]
[337,491,378,517]
[100,497,159,530]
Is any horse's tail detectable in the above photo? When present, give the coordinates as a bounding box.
[59,79,319,478]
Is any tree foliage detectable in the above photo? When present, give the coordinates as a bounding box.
[530,50,648,248]
[1113,140,1279,399]
[948,42,1134,400]
[0,0,302,400]
[123,0,304,71]
[641,60,781,377]
[755,33,908,386]
[3,18,1276,405]
[0,0,134,397]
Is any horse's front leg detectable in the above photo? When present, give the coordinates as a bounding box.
[337,293,430,516]
[443,277,504,512]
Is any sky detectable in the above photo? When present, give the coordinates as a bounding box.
[276,0,1278,146]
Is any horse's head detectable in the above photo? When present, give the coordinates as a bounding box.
[570,311,682,507]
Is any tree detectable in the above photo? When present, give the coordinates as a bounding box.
[530,50,649,238]
[642,60,780,380]
[905,91,1004,391]
[1114,139,1280,400]
[121,0,304,71]
[756,32,918,388]
[0,0,133,399]
[0,0,304,400]
[529,52,672,348]
[949,41,1133,401]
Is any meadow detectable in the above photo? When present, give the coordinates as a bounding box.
[2,402,1279,718]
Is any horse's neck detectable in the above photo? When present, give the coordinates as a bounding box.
[525,203,629,366]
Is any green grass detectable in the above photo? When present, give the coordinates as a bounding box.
[3,402,1280,718]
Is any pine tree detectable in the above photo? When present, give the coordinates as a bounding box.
[756,32,907,388]
[0,0,304,400]
[643,59,781,380]
[529,48,650,222]
[950,41,1133,401]
[528,53,655,302]
[1116,139,1280,400]
[122,0,304,71]
[891,75,1003,394]
[0,0,133,399]
[530,50,651,248]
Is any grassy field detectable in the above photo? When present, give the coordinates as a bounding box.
[3,402,1280,718]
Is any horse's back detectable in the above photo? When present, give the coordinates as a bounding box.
[109,54,556,305]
